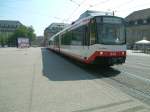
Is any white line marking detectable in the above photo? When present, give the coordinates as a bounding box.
[133,62,150,67]
[124,64,150,70]
[126,61,150,68]
[121,70,150,83]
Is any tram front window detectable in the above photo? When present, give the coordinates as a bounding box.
[96,17,126,45]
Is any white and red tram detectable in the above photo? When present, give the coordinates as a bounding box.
[48,13,126,66]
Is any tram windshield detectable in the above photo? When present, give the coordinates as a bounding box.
[96,17,126,45]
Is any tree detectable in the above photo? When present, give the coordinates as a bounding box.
[8,25,36,46]
[0,35,4,46]
[0,34,9,47]
[27,26,36,41]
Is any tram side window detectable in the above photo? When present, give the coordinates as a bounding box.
[72,26,83,45]
[61,32,72,45]
[54,35,59,46]
[49,41,51,46]
[61,34,64,45]
[82,25,89,46]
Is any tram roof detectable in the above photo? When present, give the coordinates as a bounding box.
[78,10,113,20]
[49,10,120,41]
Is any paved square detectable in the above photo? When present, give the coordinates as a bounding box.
[0,48,149,112]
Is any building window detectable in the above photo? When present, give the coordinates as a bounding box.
[129,21,134,25]
[134,21,138,25]
[137,19,143,24]
[143,20,147,24]
[147,18,150,23]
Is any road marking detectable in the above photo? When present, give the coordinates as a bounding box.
[120,69,150,84]
[126,61,150,68]
[124,64,150,70]
[72,100,133,112]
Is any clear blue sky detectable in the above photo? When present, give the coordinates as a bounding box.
[1,0,150,36]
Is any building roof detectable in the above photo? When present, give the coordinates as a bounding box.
[47,23,69,29]
[135,39,150,44]
[44,23,70,35]
[0,20,22,26]
[125,8,150,21]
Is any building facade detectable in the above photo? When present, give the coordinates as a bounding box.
[0,20,22,38]
[44,23,69,46]
[125,8,150,47]
[31,36,44,47]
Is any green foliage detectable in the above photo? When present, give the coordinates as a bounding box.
[0,34,9,47]
[8,25,36,46]
[0,25,36,47]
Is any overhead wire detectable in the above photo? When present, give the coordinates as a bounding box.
[106,0,136,16]
[65,0,86,23]
[2,0,150,22]
[114,0,135,9]
[89,0,112,8]
[66,0,110,21]
[0,2,68,22]
[116,0,150,13]
[69,0,80,6]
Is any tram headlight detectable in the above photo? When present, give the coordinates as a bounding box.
[100,52,103,55]
[122,51,125,55]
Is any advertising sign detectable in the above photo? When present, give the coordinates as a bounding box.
[18,38,30,48]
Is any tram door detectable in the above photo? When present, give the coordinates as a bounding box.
[83,19,96,47]
[89,19,96,45]
[83,25,89,46]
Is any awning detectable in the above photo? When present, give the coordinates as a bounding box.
[135,39,150,44]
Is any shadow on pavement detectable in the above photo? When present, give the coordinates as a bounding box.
[41,48,120,81]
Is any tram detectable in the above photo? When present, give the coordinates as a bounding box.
[48,11,126,66]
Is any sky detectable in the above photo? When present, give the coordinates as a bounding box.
[1,0,150,36]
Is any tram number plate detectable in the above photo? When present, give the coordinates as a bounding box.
[110,52,116,56]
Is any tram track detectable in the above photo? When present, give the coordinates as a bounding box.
[82,63,150,106]
[109,76,150,105]
[98,68,150,106]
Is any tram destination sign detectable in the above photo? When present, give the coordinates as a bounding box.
[103,17,122,24]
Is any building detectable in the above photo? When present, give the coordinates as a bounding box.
[0,20,23,46]
[44,23,69,46]
[0,20,22,38]
[31,36,44,47]
[125,8,150,47]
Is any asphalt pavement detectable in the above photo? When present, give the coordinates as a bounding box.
[0,47,150,112]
